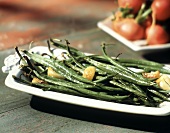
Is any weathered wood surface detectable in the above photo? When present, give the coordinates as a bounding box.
[1,29,170,133]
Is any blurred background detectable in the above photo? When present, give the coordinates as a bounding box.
[0,0,117,50]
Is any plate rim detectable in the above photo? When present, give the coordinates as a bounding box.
[4,46,170,116]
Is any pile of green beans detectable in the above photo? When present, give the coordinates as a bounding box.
[13,38,170,107]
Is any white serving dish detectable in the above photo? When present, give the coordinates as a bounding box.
[97,16,170,53]
[3,46,170,116]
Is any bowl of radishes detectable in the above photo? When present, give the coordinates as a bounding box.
[97,0,170,53]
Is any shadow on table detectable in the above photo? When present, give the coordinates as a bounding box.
[142,49,170,64]
[30,96,170,132]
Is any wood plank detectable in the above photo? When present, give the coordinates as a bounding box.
[0,49,31,113]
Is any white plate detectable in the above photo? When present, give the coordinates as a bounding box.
[97,16,170,53]
[4,46,170,116]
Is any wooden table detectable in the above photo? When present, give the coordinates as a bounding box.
[1,0,170,132]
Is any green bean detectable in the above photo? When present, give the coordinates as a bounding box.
[33,70,98,89]
[47,40,57,59]
[131,84,145,94]
[86,54,164,68]
[65,40,85,69]
[121,63,170,74]
[148,89,170,101]
[64,61,84,74]
[12,75,84,96]
[81,62,107,75]
[85,57,155,86]
[143,67,170,74]
[87,55,109,63]
[138,97,157,107]
[110,80,147,98]
[118,79,145,94]
[15,47,27,65]
[50,38,85,57]
[54,61,96,85]
[118,58,164,68]
[23,52,125,93]
[24,50,126,93]
[101,43,152,82]
[20,54,125,93]
[13,75,129,101]
[105,78,157,106]
[94,74,115,83]
[23,55,47,74]
[23,50,98,85]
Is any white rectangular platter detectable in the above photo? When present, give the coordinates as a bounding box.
[4,46,170,116]
[97,16,170,53]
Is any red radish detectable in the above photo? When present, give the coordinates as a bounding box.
[146,12,170,45]
[113,18,145,41]
[146,24,170,45]
[118,0,146,14]
[151,0,170,21]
